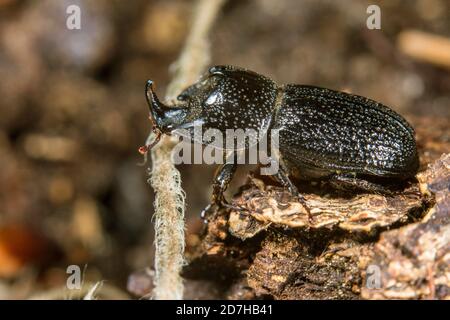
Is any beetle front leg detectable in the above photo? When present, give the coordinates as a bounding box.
[212,161,237,205]
[200,157,238,221]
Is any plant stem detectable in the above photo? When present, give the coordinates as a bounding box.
[148,0,226,300]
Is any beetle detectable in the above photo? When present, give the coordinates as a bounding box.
[141,65,419,219]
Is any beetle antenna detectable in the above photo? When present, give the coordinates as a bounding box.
[138,130,162,155]
[137,128,161,165]
[138,120,162,156]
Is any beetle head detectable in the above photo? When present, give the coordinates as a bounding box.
[174,65,277,134]
[143,66,277,152]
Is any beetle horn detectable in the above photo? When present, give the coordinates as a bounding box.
[145,80,173,119]
[145,80,187,131]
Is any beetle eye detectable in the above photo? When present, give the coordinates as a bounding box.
[177,93,188,101]
[205,91,222,106]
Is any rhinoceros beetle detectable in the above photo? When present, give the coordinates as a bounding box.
[142,65,419,219]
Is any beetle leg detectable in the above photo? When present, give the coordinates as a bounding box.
[200,154,238,221]
[212,162,237,205]
[330,173,394,194]
[275,165,313,223]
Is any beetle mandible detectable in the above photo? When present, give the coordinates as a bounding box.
[141,65,419,219]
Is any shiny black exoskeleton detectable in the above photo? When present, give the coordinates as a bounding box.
[143,65,419,218]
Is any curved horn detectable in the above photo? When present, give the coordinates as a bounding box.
[145,80,188,134]
[145,80,173,118]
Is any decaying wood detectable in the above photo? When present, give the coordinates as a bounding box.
[360,153,450,299]
[183,116,450,300]
[229,183,422,235]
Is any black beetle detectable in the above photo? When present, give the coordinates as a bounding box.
[142,65,419,218]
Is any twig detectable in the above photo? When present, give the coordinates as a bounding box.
[83,281,103,300]
[147,0,226,300]
[397,30,450,70]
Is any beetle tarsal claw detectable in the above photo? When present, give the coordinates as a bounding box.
[200,203,217,222]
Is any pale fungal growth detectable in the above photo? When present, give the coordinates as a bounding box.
[147,0,226,300]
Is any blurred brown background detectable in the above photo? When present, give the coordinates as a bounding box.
[0,0,449,299]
